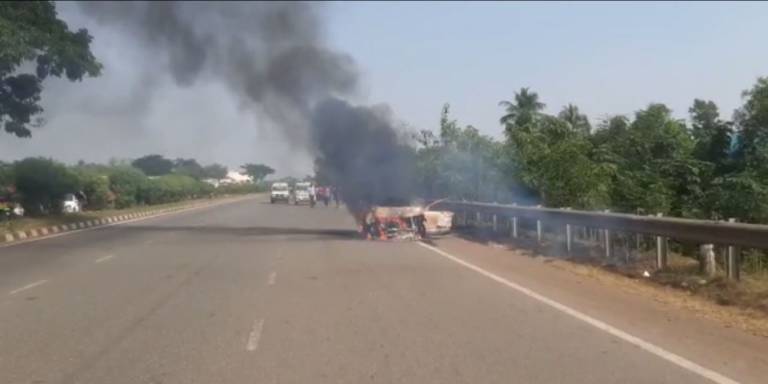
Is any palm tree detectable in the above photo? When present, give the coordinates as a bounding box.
[558,103,591,135]
[499,87,545,127]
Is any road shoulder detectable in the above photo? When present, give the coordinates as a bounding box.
[426,235,768,384]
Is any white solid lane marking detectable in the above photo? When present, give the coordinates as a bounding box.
[416,242,740,384]
[8,280,48,296]
[246,319,265,352]
[94,254,115,263]
[268,271,277,286]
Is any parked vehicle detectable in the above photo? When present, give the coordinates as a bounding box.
[61,193,82,213]
[270,182,290,204]
[293,182,314,206]
[0,196,24,220]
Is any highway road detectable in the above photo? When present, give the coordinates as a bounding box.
[1,195,765,384]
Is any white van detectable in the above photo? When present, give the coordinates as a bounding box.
[270,182,290,204]
[293,182,313,205]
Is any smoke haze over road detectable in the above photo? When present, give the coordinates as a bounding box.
[6,1,417,209]
[0,2,412,188]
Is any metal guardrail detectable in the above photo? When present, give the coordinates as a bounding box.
[431,200,768,280]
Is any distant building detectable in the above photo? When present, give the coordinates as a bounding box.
[219,171,253,185]
[202,178,220,187]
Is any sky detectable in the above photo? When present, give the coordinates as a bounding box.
[2,1,767,177]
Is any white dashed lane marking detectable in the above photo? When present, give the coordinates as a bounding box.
[246,319,265,352]
[94,254,115,263]
[8,280,48,296]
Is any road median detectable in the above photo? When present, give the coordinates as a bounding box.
[0,194,259,246]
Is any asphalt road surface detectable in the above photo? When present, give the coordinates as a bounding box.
[0,196,763,383]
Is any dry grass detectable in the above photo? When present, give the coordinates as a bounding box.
[547,258,768,337]
[458,226,768,335]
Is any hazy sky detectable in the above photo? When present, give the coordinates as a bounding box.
[2,1,767,176]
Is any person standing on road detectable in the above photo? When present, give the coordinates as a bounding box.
[308,183,317,208]
[331,186,340,207]
[321,186,330,206]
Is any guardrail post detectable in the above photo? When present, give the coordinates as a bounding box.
[655,213,668,270]
[603,210,611,258]
[492,214,498,233]
[726,218,740,281]
[511,203,518,238]
[536,205,542,243]
[475,211,481,227]
[702,243,717,277]
[635,208,642,251]
[564,207,572,254]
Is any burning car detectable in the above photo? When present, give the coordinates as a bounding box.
[357,202,454,240]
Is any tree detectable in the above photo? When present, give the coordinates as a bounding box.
[506,114,610,208]
[558,103,591,135]
[142,174,212,205]
[595,104,694,215]
[202,163,228,180]
[498,87,545,130]
[173,158,205,180]
[14,157,79,214]
[439,103,460,145]
[704,171,768,223]
[413,105,515,202]
[241,163,274,182]
[683,100,734,218]
[72,167,111,210]
[689,99,732,171]
[0,161,13,190]
[131,154,174,176]
[108,166,146,208]
[414,129,439,148]
[0,2,101,137]
[734,77,768,178]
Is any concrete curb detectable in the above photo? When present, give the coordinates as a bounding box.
[0,196,250,246]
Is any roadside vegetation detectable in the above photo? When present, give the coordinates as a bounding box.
[415,78,768,309]
[415,79,768,224]
[0,156,268,234]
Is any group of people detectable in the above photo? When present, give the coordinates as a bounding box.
[308,185,340,207]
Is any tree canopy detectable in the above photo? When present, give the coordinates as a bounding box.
[499,87,545,131]
[202,163,228,180]
[0,1,101,137]
[173,158,205,180]
[131,155,174,176]
[241,163,275,182]
[409,78,768,224]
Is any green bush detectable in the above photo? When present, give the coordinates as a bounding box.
[141,175,214,205]
[0,161,13,190]
[14,157,79,215]
[74,169,112,210]
[108,166,147,208]
[216,182,266,195]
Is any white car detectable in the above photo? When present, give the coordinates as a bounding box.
[293,182,313,205]
[61,193,82,213]
[270,182,290,204]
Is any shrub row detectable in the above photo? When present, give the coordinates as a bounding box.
[1,158,254,215]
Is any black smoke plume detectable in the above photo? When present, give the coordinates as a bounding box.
[312,99,416,213]
[79,2,416,210]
